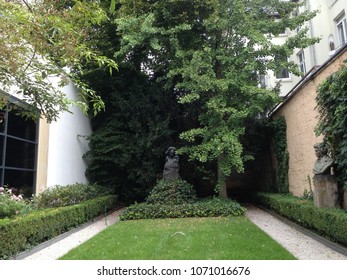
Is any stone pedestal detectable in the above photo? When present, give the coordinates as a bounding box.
[343,190,347,210]
[313,175,340,208]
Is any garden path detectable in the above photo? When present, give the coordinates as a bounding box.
[245,205,347,260]
[17,205,347,260]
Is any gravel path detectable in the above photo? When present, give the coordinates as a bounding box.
[245,205,347,260]
[18,208,125,260]
[18,205,346,260]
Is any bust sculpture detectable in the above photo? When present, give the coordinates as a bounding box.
[313,142,334,175]
[163,147,180,180]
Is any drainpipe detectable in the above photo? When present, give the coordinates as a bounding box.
[307,0,318,66]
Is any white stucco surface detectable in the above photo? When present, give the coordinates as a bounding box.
[46,82,92,187]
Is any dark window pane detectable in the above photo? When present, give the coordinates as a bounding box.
[7,110,37,141]
[4,169,34,197]
[5,138,36,169]
[275,68,289,79]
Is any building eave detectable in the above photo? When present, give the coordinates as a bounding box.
[268,43,347,118]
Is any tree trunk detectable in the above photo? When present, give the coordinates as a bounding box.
[218,154,228,198]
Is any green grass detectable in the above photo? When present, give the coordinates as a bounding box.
[60,217,296,260]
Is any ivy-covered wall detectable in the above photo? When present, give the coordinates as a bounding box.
[270,46,347,196]
[270,116,289,193]
[316,62,347,192]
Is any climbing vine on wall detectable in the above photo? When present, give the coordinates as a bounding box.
[271,116,289,193]
[316,62,347,190]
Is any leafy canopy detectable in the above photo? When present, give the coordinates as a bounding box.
[0,0,117,122]
[115,0,318,194]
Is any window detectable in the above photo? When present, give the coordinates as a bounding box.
[275,68,290,79]
[274,54,291,80]
[258,74,268,89]
[297,50,306,75]
[336,14,347,47]
[0,101,38,197]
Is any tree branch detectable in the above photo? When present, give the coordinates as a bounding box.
[21,0,33,13]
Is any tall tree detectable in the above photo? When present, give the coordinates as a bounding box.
[115,0,318,197]
[0,0,117,122]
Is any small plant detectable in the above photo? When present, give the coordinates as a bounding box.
[33,183,111,209]
[0,186,29,218]
[302,175,313,200]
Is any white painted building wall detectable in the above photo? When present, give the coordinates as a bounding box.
[45,82,92,187]
[266,0,347,97]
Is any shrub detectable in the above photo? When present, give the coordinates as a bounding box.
[145,179,197,205]
[0,187,31,218]
[120,197,246,220]
[250,192,347,245]
[34,183,111,208]
[0,195,118,260]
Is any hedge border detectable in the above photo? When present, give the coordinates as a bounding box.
[0,195,118,259]
[250,192,347,246]
[120,197,246,220]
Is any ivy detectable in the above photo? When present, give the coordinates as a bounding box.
[316,62,347,190]
[270,116,289,193]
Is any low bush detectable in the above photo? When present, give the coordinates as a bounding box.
[33,183,111,209]
[0,195,118,260]
[0,187,33,218]
[120,197,246,220]
[250,192,347,246]
[145,179,197,205]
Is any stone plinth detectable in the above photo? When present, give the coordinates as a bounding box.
[313,175,340,208]
[343,190,347,210]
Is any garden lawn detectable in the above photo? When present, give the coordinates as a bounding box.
[60,217,296,260]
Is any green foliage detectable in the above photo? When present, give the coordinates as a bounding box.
[0,195,118,260]
[83,64,176,203]
[316,63,347,190]
[61,216,295,260]
[251,192,347,246]
[115,0,318,195]
[0,0,117,122]
[33,183,111,209]
[270,116,289,193]
[120,197,246,220]
[0,187,29,218]
[145,179,197,205]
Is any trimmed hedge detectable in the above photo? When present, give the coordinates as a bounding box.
[145,179,197,205]
[120,197,246,220]
[250,192,347,246]
[0,195,118,260]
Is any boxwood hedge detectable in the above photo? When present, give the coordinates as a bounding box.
[0,195,118,260]
[250,192,347,246]
[120,197,246,220]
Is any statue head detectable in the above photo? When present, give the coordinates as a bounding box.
[166,147,176,158]
[313,142,334,175]
[314,142,328,159]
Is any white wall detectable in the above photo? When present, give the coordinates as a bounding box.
[267,0,347,97]
[46,82,92,187]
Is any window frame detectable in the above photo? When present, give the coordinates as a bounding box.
[0,91,38,195]
[297,50,306,76]
[336,14,347,47]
